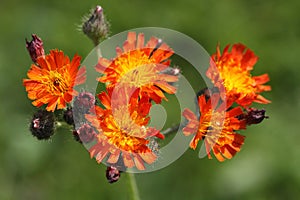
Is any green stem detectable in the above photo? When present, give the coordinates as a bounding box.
[128,173,141,200]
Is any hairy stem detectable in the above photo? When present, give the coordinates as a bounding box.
[128,173,141,200]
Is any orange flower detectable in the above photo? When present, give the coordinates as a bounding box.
[86,87,164,170]
[95,32,178,103]
[182,93,246,161]
[206,44,271,107]
[23,50,86,112]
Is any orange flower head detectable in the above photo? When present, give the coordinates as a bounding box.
[182,93,246,161]
[206,44,271,107]
[95,32,178,103]
[86,87,164,170]
[23,50,86,112]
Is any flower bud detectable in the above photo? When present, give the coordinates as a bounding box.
[29,109,55,140]
[73,92,95,115]
[82,5,110,46]
[243,108,269,125]
[25,34,45,63]
[74,123,96,144]
[63,107,74,125]
[106,166,121,183]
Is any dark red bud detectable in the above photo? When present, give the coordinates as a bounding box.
[244,108,269,125]
[25,34,45,63]
[75,123,96,143]
[73,92,95,115]
[106,166,121,183]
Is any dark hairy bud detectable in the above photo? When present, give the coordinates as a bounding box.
[82,5,110,46]
[30,109,55,140]
[106,166,121,183]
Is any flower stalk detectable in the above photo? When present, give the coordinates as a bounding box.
[128,173,141,200]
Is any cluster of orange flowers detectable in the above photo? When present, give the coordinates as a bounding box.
[22,6,271,182]
[23,32,180,171]
[86,32,179,170]
[183,44,271,161]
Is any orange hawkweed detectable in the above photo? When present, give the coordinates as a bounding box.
[86,87,164,170]
[206,44,271,107]
[95,32,178,103]
[182,93,246,162]
[23,50,86,112]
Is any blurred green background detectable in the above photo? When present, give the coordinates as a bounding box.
[1,0,299,199]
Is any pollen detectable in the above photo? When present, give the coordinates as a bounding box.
[48,70,69,94]
[220,66,256,97]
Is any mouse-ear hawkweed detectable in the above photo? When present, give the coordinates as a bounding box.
[95,32,178,104]
[206,44,271,107]
[23,50,86,112]
[183,93,246,161]
[22,6,272,198]
[86,87,164,171]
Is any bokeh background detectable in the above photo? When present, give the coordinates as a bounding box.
[1,0,299,199]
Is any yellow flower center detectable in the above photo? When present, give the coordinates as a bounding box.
[104,106,148,152]
[46,70,70,95]
[219,65,256,96]
[114,50,158,87]
[199,110,230,145]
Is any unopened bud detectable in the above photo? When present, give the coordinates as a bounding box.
[30,109,55,140]
[74,123,96,143]
[73,92,95,114]
[63,107,74,125]
[243,108,269,125]
[82,5,110,46]
[25,34,45,63]
[106,166,121,183]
